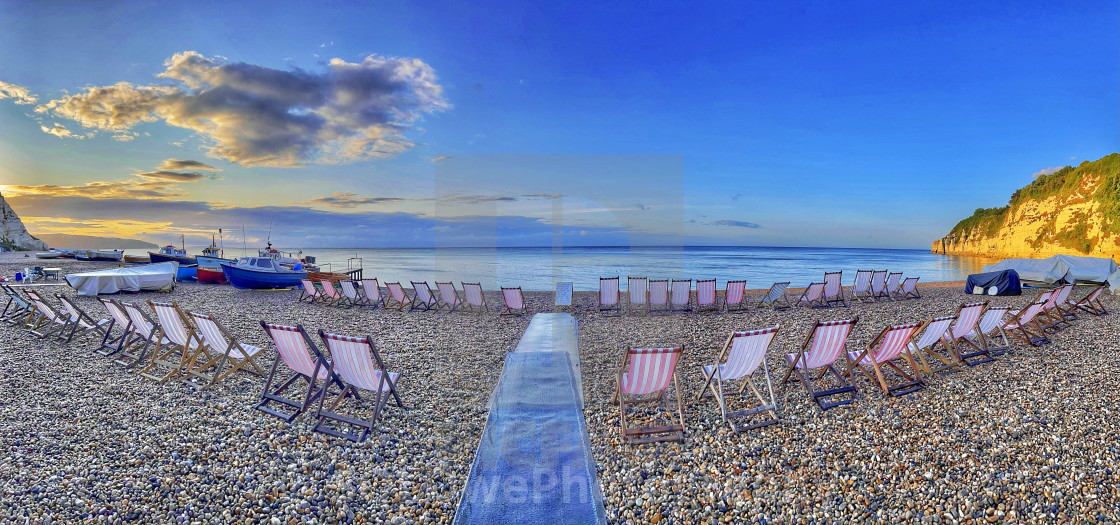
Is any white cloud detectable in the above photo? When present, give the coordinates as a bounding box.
[0,80,38,105]
[40,122,80,139]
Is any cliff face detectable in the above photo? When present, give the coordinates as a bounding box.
[0,191,48,251]
[932,154,1120,259]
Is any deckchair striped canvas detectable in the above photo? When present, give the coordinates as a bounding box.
[792,319,854,370]
[24,290,69,339]
[884,272,903,299]
[410,281,438,311]
[758,282,791,310]
[850,270,874,302]
[501,287,526,315]
[1069,285,1107,316]
[970,306,1012,356]
[670,279,691,313]
[798,282,825,308]
[315,331,404,442]
[823,271,846,307]
[185,311,266,388]
[869,271,888,300]
[97,298,133,356]
[907,315,957,375]
[461,282,488,313]
[340,280,366,307]
[1002,293,1051,347]
[298,279,322,303]
[56,294,111,343]
[900,277,920,299]
[847,321,925,396]
[782,318,859,410]
[257,322,338,423]
[696,279,718,312]
[116,302,169,369]
[385,282,409,310]
[320,280,346,307]
[359,279,384,309]
[725,280,747,312]
[698,327,780,431]
[599,277,620,314]
[648,279,669,313]
[946,302,994,366]
[616,346,686,444]
[138,301,200,382]
[435,282,462,312]
[628,277,648,312]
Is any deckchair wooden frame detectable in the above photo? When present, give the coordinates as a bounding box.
[1002,293,1051,347]
[946,302,995,367]
[1069,284,1107,316]
[1039,284,1073,333]
[614,346,686,444]
[137,300,201,382]
[900,277,921,299]
[257,322,346,423]
[184,311,267,388]
[669,279,692,313]
[696,279,719,313]
[319,279,350,308]
[823,271,847,307]
[56,294,112,344]
[970,306,1013,356]
[500,287,526,316]
[314,330,405,443]
[114,302,170,370]
[434,281,462,312]
[781,318,860,410]
[797,282,826,309]
[758,282,792,310]
[627,277,648,313]
[724,280,748,312]
[647,279,670,314]
[409,281,439,311]
[850,270,875,302]
[868,270,889,301]
[697,328,779,431]
[23,289,70,340]
[298,279,324,303]
[359,278,386,310]
[340,280,368,308]
[598,276,621,314]
[908,315,959,375]
[461,282,489,314]
[847,321,927,397]
[1,284,34,327]
[884,272,903,300]
[96,297,133,357]
[384,282,409,310]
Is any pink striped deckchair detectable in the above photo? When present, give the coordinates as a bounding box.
[1,283,34,327]
[359,278,385,309]
[340,280,367,307]
[138,300,201,382]
[900,277,920,299]
[725,280,748,312]
[884,272,903,300]
[56,294,112,344]
[23,290,70,340]
[797,282,826,308]
[647,279,669,313]
[461,282,488,313]
[97,297,133,357]
[696,279,718,313]
[944,302,995,367]
[697,327,780,431]
[669,279,691,313]
[966,306,1012,356]
[906,315,958,375]
[435,282,462,312]
[869,270,888,301]
[184,311,267,388]
[410,281,438,311]
[781,318,859,410]
[501,286,526,315]
[1068,284,1107,317]
[384,282,409,310]
[1040,284,1073,332]
[320,279,348,307]
[850,270,874,302]
[1002,292,1051,347]
[614,346,686,444]
[599,276,620,314]
[758,282,792,310]
[257,322,345,422]
[627,277,648,313]
[315,330,404,442]
[823,271,846,307]
[115,302,171,370]
[298,279,323,303]
[847,321,926,396]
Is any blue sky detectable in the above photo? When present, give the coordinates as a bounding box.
[0,0,1116,248]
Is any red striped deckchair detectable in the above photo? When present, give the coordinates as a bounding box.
[669,279,691,313]
[850,270,874,302]
[298,279,323,303]
[758,282,792,310]
[461,282,488,313]
[1040,284,1073,332]
[320,279,348,307]
[906,315,957,375]
[967,306,1012,356]
[384,282,409,310]
[359,278,385,310]
[797,282,826,308]
[696,279,718,312]
[869,270,888,301]
[257,322,345,422]
[115,302,171,370]
[884,272,903,300]
[847,321,926,396]
[137,300,201,382]
[900,277,921,299]
[647,279,669,313]
[944,302,994,367]
[184,311,267,388]
[781,318,859,410]
[410,281,438,311]
[724,280,748,312]
[1068,284,1107,317]
[501,287,526,315]
[23,289,70,340]
[823,271,846,307]
[1,284,34,327]
[599,276,620,314]
[697,328,779,431]
[56,294,112,344]
[314,330,404,442]
[627,277,648,313]
[1002,292,1051,347]
[97,297,133,357]
[340,280,367,307]
[614,346,686,444]
[435,282,462,312]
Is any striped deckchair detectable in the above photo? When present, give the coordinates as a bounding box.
[384,282,409,310]
[967,306,1012,356]
[869,270,888,301]
[314,330,404,442]
[648,279,670,314]
[410,281,439,311]
[359,278,385,310]
[697,327,779,431]
[138,301,201,382]
[23,290,70,339]
[1002,292,1051,347]
[1,284,34,327]
[461,282,489,313]
[823,271,846,307]
[900,277,920,299]
[847,321,926,396]
[614,346,686,444]
[945,302,994,367]
[340,280,367,307]
[56,294,112,344]
[320,279,348,307]
[907,315,958,375]
[627,277,648,313]
[725,280,748,312]
[797,282,826,308]
[781,318,859,410]
[850,270,874,302]
[670,279,691,313]
[696,279,718,312]
[96,297,133,357]
[115,302,170,369]
[599,277,620,314]
[435,282,462,312]
[758,282,792,310]
[1068,284,1107,317]
[298,279,323,303]
[257,322,345,422]
[884,272,903,300]
[184,311,267,388]
[501,287,526,315]
[1040,284,1073,332]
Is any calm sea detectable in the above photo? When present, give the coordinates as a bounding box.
[130,246,999,291]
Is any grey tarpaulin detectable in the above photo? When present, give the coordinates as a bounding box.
[454,313,606,525]
[983,255,1118,285]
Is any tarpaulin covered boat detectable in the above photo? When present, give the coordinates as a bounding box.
[65,261,179,296]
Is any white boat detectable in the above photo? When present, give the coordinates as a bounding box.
[75,249,125,262]
[35,251,62,259]
[65,261,179,296]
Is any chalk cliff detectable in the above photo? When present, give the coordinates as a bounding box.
[0,191,48,251]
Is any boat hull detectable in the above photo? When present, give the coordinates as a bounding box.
[196,255,234,268]
[76,250,124,262]
[197,267,228,284]
[149,252,197,265]
[176,266,198,282]
[220,263,305,290]
[123,255,151,264]
[36,252,62,259]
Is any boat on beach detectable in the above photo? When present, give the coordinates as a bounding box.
[196,236,233,268]
[75,249,124,262]
[196,266,228,284]
[124,254,151,263]
[176,265,198,282]
[35,251,62,259]
[149,243,196,265]
[220,256,306,290]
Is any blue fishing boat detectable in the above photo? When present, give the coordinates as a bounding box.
[176,265,198,282]
[220,257,306,289]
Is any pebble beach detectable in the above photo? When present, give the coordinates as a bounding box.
[2,253,1118,524]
